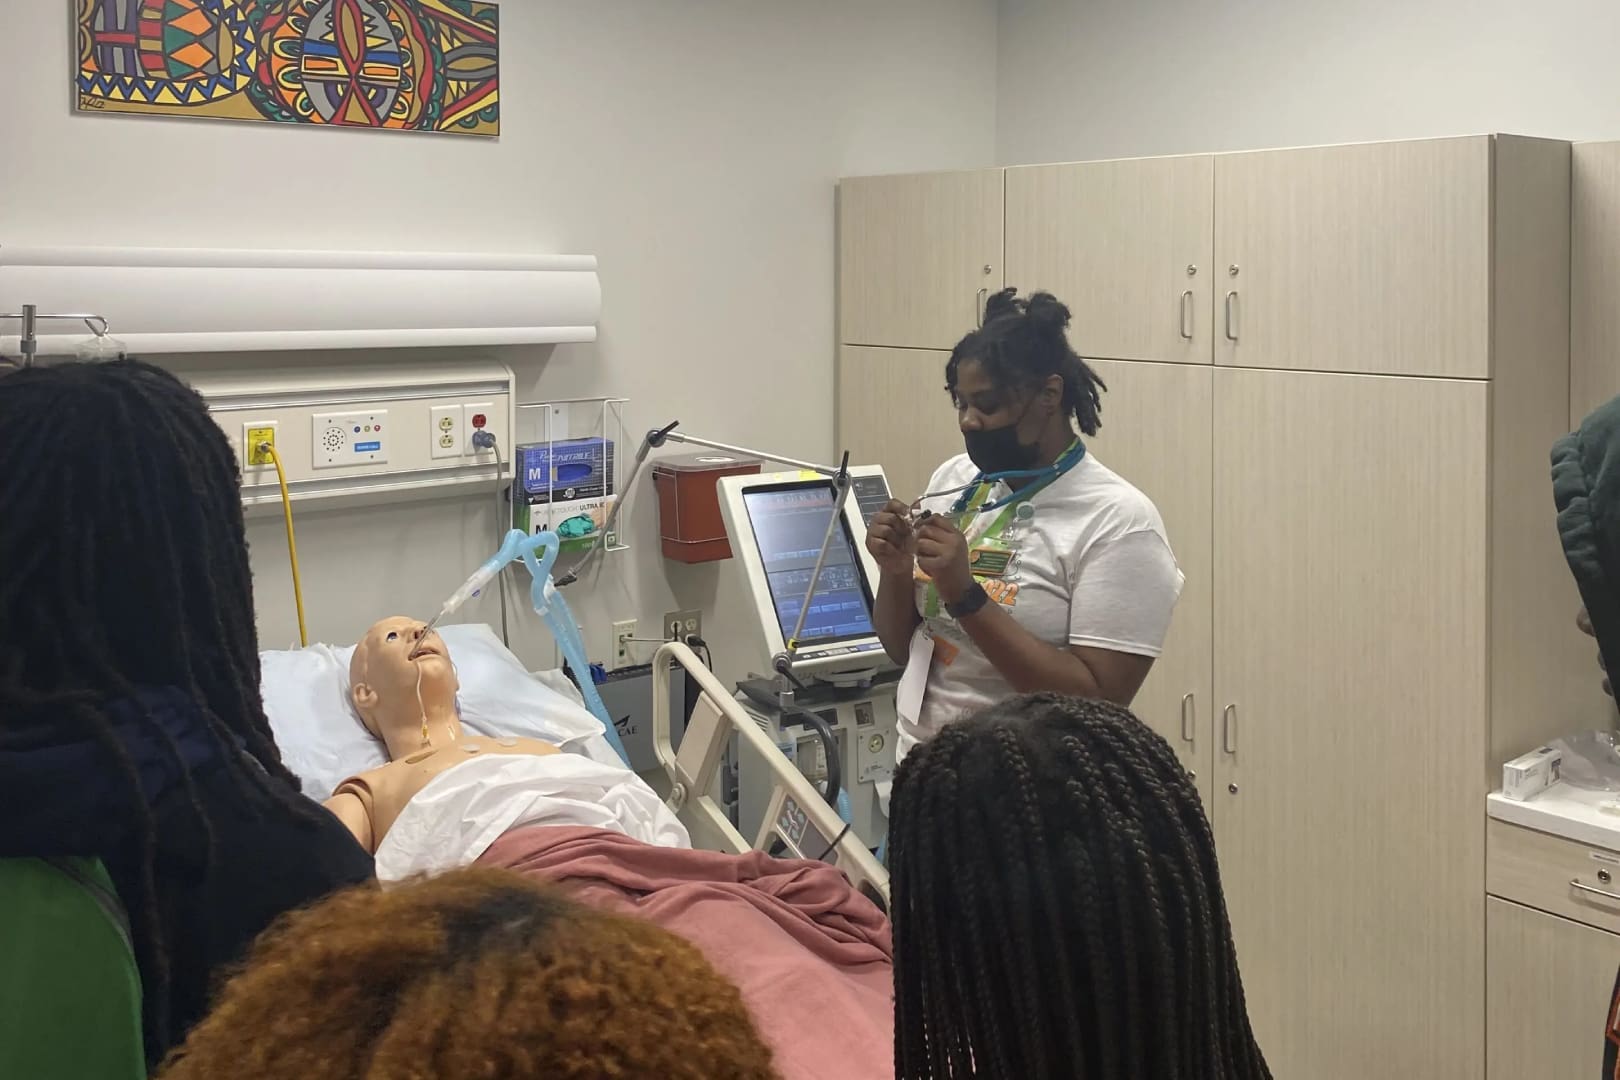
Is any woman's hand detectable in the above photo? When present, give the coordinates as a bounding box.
[916,515,972,605]
[866,500,917,578]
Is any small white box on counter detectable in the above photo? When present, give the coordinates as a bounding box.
[1502,746,1563,801]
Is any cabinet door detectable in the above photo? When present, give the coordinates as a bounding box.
[1213,369,1488,1080]
[1214,137,1490,377]
[1574,141,1620,420]
[836,347,961,505]
[838,170,1003,349]
[1086,360,1213,805]
[1006,155,1214,365]
[1487,897,1620,1080]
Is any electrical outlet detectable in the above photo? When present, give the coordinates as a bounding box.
[610,619,637,670]
[664,609,702,642]
[462,401,495,457]
[243,421,278,469]
[430,404,462,461]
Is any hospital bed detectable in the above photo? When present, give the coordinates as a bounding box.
[260,625,889,908]
[652,642,889,910]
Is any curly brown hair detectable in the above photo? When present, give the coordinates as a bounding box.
[158,867,777,1079]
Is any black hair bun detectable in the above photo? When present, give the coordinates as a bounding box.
[1024,291,1072,331]
[981,286,1022,324]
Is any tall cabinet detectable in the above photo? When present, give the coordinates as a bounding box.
[837,135,1594,1079]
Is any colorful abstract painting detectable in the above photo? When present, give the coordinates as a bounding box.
[75,0,500,137]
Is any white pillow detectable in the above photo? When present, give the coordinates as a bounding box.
[261,623,608,801]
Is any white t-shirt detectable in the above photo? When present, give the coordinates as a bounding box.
[898,451,1184,753]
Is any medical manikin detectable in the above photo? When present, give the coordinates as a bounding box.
[323,616,561,853]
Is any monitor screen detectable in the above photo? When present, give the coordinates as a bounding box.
[741,481,877,647]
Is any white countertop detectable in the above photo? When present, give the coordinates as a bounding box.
[1488,782,1620,852]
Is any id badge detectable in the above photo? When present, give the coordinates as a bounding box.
[968,545,1013,579]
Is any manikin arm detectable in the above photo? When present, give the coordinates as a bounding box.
[324,791,375,854]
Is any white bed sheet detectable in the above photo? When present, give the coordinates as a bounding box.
[375,751,690,881]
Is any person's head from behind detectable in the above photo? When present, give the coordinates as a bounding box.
[889,693,1270,1080]
[0,359,283,761]
[945,288,1106,475]
[159,867,776,1080]
[0,360,307,1037]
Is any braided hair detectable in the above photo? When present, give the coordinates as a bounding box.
[945,288,1106,436]
[890,693,1271,1079]
[0,359,315,1052]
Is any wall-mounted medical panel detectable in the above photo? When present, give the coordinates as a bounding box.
[187,359,513,512]
[0,246,600,355]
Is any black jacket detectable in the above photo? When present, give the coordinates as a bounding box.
[1551,396,1620,1079]
[0,687,375,1066]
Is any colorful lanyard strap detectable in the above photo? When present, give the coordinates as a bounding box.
[922,439,1086,618]
[947,438,1088,516]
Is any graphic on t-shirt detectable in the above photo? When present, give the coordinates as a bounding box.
[981,580,1019,608]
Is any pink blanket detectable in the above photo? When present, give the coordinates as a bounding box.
[481,825,894,1080]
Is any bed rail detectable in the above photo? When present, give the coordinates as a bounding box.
[652,642,889,909]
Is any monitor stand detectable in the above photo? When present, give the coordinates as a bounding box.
[731,669,900,854]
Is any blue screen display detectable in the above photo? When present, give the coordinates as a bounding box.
[742,483,876,645]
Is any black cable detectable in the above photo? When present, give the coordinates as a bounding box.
[816,821,852,862]
[683,634,713,671]
[784,705,841,813]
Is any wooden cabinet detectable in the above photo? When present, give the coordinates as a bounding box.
[1487,898,1620,1080]
[1574,141,1620,420]
[835,346,960,505]
[1213,369,1488,1078]
[1006,155,1214,365]
[837,169,1003,350]
[1086,360,1213,805]
[834,135,1584,1077]
[1214,137,1492,377]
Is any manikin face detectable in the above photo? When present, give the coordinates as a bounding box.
[350,615,461,756]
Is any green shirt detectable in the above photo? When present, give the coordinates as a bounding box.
[0,857,145,1079]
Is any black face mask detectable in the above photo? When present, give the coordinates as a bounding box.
[963,421,1040,475]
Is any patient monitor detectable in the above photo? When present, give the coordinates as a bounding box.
[717,466,900,850]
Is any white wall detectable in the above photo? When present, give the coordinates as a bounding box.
[0,2,997,680]
[997,0,1620,164]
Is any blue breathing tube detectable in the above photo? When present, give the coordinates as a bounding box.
[481,530,630,766]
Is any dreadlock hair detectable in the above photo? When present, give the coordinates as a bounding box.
[0,358,316,1053]
[945,288,1106,436]
[890,693,1271,1080]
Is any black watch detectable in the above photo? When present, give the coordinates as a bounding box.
[945,581,990,619]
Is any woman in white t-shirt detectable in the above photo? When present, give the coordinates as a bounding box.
[865,288,1184,759]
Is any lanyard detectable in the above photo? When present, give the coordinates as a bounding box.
[921,439,1085,618]
[948,439,1087,516]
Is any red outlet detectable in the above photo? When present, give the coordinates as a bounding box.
[471,413,487,429]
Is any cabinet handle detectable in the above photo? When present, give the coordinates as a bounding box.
[1571,879,1620,905]
[1224,291,1239,342]
[1222,704,1237,754]
[976,287,988,327]
[1180,693,1196,743]
[1180,290,1194,340]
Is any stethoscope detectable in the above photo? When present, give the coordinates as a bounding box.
[913,439,1088,516]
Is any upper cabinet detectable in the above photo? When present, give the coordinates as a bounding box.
[1214,137,1493,377]
[837,169,1004,350]
[1005,155,1215,365]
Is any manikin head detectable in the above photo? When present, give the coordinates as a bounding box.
[350,616,461,758]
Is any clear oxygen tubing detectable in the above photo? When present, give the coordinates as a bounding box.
[509,529,630,767]
[421,529,630,767]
